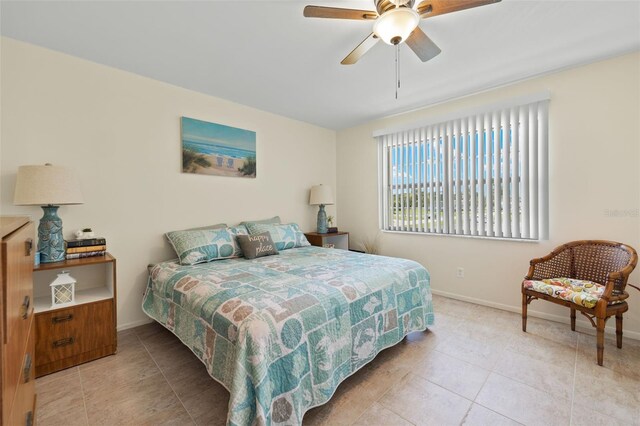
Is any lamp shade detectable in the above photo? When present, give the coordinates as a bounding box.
[14,164,84,206]
[373,7,420,45]
[309,184,334,206]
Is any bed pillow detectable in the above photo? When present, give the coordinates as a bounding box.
[187,223,227,231]
[166,227,242,265]
[236,232,279,259]
[245,222,310,251]
[166,223,227,233]
[240,216,281,226]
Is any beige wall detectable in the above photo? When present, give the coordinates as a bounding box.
[337,52,640,338]
[0,38,337,329]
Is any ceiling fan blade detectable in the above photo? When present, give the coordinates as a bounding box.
[405,27,441,62]
[417,0,501,18]
[303,6,377,20]
[341,33,379,65]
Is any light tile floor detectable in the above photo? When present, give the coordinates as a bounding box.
[36,295,640,425]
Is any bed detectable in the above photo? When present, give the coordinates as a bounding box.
[142,245,434,425]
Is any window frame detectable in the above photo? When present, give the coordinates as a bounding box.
[375,93,550,241]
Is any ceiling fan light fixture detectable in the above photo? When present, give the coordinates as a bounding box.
[373,7,420,45]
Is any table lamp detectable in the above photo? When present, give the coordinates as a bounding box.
[309,184,334,234]
[14,164,84,263]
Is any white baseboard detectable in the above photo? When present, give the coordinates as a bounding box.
[431,289,640,341]
[117,318,154,332]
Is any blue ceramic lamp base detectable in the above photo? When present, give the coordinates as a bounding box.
[38,205,65,263]
[316,204,328,234]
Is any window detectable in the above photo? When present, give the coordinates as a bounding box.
[376,95,549,240]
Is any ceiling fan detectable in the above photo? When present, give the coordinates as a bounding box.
[304,0,501,65]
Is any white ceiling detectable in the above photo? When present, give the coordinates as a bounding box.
[1,0,639,130]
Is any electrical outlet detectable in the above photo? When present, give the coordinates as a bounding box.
[456,267,465,278]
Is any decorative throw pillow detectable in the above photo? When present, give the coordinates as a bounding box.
[166,228,242,265]
[245,222,310,251]
[236,232,279,259]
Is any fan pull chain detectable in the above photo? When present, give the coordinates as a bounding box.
[395,44,400,99]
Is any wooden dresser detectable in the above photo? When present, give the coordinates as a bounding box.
[1,216,36,426]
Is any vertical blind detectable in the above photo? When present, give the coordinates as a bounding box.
[376,96,549,240]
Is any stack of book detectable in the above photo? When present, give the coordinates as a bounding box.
[65,237,107,260]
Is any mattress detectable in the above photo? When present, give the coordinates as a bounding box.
[142,245,434,425]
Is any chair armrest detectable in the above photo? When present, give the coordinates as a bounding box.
[600,264,636,302]
[525,249,571,280]
[525,260,541,280]
[607,263,635,282]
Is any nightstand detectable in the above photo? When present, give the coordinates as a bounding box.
[32,253,117,377]
[304,231,349,250]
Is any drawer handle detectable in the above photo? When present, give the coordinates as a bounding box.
[52,314,74,323]
[25,238,33,256]
[23,353,32,383]
[53,337,74,347]
[26,410,34,426]
[20,295,30,320]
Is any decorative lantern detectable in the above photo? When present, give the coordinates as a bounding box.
[50,271,76,307]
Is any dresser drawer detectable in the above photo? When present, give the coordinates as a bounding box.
[3,311,34,424]
[35,299,115,366]
[2,222,34,345]
[8,319,36,426]
[1,221,35,425]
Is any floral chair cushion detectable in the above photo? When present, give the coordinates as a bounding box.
[522,277,606,309]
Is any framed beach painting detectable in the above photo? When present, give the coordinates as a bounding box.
[181,116,256,178]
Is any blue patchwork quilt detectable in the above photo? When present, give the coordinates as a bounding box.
[142,246,433,425]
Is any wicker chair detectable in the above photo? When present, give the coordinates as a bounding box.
[522,240,638,366]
